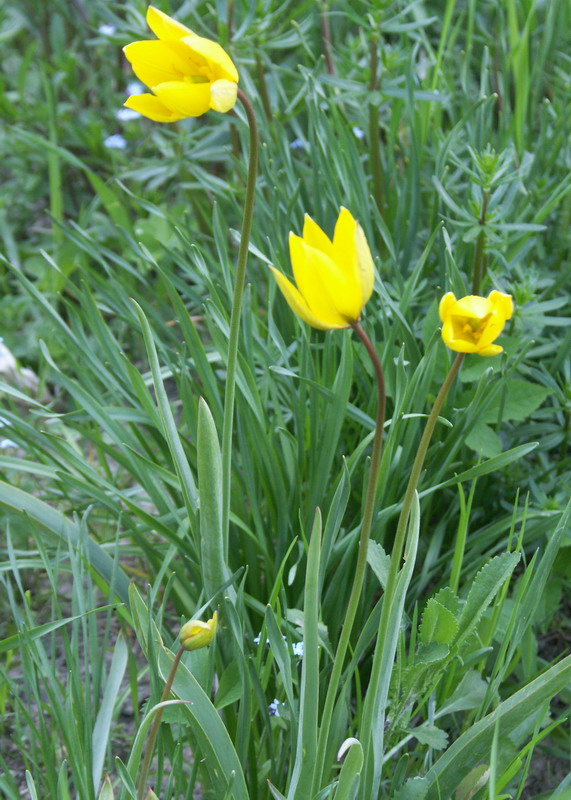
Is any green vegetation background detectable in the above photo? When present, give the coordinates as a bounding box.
[0,1,570,799]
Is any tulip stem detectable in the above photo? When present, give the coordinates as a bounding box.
[136,647,184,800]
[471,190,489,294]
[221,89,259,566]
[368,34,385,218]
[320,1,336,76]
[312,321,386,793]
[360,351,464,796]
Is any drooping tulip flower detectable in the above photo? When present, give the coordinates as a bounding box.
[123,6,238,122]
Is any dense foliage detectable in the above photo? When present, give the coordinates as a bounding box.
[1,1,570,799]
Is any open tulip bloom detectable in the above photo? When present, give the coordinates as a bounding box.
[123,6,238,122]
[439,290,514,356]
[270,208,375,330]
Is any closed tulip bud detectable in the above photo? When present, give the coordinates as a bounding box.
[179,610,218,651]
[439,290,513,356]
[270,207,375,330]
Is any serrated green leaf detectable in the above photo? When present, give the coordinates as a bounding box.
[480,380,550,424]
[425,655,571,800]
[456,552,520,650]
[420,599,458,645]
[409,724,448,750]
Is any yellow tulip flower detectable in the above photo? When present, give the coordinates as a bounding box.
[439,290,513,356]
[123,6,238,122]
[269,208,375,330]
[179,610,218,651]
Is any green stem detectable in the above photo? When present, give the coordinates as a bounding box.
[368,34,385,217]
[361,351,464,795]
[312,322,386,793]
[471,190,489,294]
[320,1,336,76]
[136,647,184,800]
[221,89,259,561]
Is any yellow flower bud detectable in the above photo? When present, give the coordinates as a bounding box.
[123,6,239,122]
[179,610,218,651]
[439,290,513,356]
[269,207,375,330]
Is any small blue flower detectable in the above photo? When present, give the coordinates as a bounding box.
[292,642,304,657]
[0,439,18,450]
[352,126,365,140]
[268,699,281,718]
[104,134,127,150]
[126,81,144,96]
[290,138,305,151]
[98,24,116,36]
[116,108,141,122]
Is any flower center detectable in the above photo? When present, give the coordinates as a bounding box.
[454,312,492,342]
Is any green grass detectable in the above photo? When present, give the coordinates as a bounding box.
[1,0,571,798]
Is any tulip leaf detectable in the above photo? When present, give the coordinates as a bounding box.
[215,661,242,710]
[197,396,231,600]
[131,299,198,531]
[0,481,130,604]
[334,739,363,800]
[128,584,249,800]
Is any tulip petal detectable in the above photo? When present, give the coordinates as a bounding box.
[488,290,513,320]
[146,5,194,40]
[270,267,344,330]
[453,295,492,319]
[331,209,375,310]
[181,35,239,82]
[289,235,354,326]
[123,40,199,89]
[478,344,503,357]
[124,93,186,122]
[441,319,478,352]
[475,312,505,347]
[303,214,335,259]
[210,78,238,112]
[354,221,375,306]
[152,80,212,117]
[439,292,457,322]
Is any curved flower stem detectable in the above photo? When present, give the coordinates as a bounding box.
[221,89,259,561]
[360,351,464,794]
[312,322,386,793]
[136,647,184,800]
